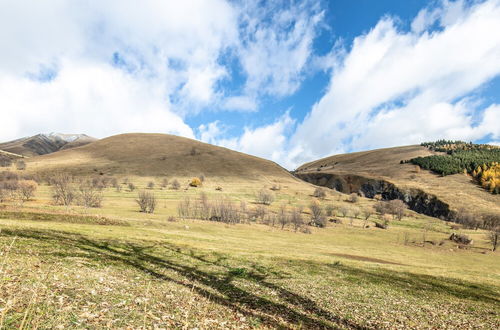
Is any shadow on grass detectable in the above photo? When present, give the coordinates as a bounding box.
[1,228,364,329]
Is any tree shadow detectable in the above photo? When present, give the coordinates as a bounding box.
[1,228,365,329]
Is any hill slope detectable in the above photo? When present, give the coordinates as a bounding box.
[26,133,299,182]
[295,145,500,217]
[0,133,96,157]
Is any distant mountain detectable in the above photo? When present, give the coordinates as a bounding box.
[0,133,97,157]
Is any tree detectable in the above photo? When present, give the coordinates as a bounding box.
[147,181,155,189]
[363,210,373,228]
[352,208,361,219]
[313,187,326,199]
[309,201,326,228]
[348,193,358,203]
[160,178,169,189]
[256,189,274,205]
[128,182,136,192]
[388,200,407,220]
[51,174,75,206]
[278,204,289,229]
[489,228,499,251]
[339,206,349,217]
[171,179,180,190]
[17,180,38,202]
[77,179,103,208]
[136,190,156,213]
[290,206,304,232]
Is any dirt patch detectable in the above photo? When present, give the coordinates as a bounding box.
[330,253,406,266]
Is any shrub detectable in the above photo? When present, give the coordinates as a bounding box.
[136,190,156,213]
[0,157,12,167]
[278,204,289,229]
[177,196,191,219]
[290,206,304,232]
[339,206,349,217]
[147,181,155,189]
[313,187,326,199]
[189,177,202,187]
[171,179,180,190]
[15,160,26,171]
[325,204,336,217]
[51,174,75,206]
[17,180,38,202]
[256,189,274,205]
[210,197,239,224]
[374,201,390,215]
[309,201,326,228]
[167,216,177,222]
[352,208,361,219]
[160,178,169,189]
[198,174,205,183]
[388,199,407,220]
[270,184,281,191]
[128,182,136,192]
[375,215,391,229]
[77,179,103,208]
[348,193,358,203]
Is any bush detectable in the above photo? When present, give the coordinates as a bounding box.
[325,204,336,217]
[313,187,326,199]
[77,179,103,208]
[290,207,304,232]
[17,180,38,202]
[136,190,156,213]
[270,184,281,191]
[51,174,75,206]
[15,160,26,171]
[309,201,326,228]
[177,196,191,219]
[256,189,274,205]
[339,206,349,217]
[278,204,289,229]
[171,179,180,190]
[128,182,136,192]
[167,216,177,222]
[189,177,202,187]
[348,193,358,203]
[147,181,155,189]
[160,178,169,189]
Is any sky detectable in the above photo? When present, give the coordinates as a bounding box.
[1,0,500,169]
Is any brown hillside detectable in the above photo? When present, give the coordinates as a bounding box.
[296,145,500,216]
[25,133,299,182]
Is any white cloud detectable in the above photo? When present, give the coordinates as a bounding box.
[289,0,500,168]
[222,96,257,112]
[234,0,324,102]
[0,0,238,140]
[216,113,295,167]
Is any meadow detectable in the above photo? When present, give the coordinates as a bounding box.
[1,176,499,329]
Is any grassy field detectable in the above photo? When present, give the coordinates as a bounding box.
[1,176,499,329]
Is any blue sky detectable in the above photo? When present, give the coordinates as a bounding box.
[1,0,499,169]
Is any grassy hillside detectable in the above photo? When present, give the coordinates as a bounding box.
[296,145,500,216]
[25,133,299,183]
[0,179,498,328]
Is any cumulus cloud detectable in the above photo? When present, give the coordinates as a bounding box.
[289,0,500,168]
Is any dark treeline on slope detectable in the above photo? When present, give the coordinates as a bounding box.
[402,141,500,193]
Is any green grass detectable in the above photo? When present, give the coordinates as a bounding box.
[0,180,499,328]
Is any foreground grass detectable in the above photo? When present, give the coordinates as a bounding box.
[0,214,499,329]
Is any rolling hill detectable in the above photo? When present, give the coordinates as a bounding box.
[0,133,96,157]
[295,145,500,217]
[25,133,301,183]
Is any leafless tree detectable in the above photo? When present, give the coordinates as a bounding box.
[128,182,136,192]
[15,160,26,171]
[147,181,155,189]
[310,202,326,228]
[256,189,274,205]
[16,180,38,202]
[177,196,191,219]
[78,179,103,208]
[313,187,326,199]
[290,206,304,232]
[388,200,407,221]
[278,204,289,229]
[160,178,169,189]
[363,210,373,228]
[352,208,361,219]
[171,179,180,190]
[51,174,75,206]
[339,206,350,217]
[136,190,156,213]
[348,193,358,203]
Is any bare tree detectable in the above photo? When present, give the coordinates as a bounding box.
[51,174,75,206]
[313,187,326,199]
[17,180,38,202]
[160,178,169,189]
[363,210,373,228]
[339,206,349,217]
[310,201,326,228]
[352,208,361,219]
[177,196,191,219]
[290,206,304,232]
[128,182,136,192]
[255,189,275,205]
[171,179,180,190]
[388,200,407,221]
[147,181,155,189]
[348,193,358,203]
[136,190,156,213]
[278,204,289,229]
[78,179,103,208]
